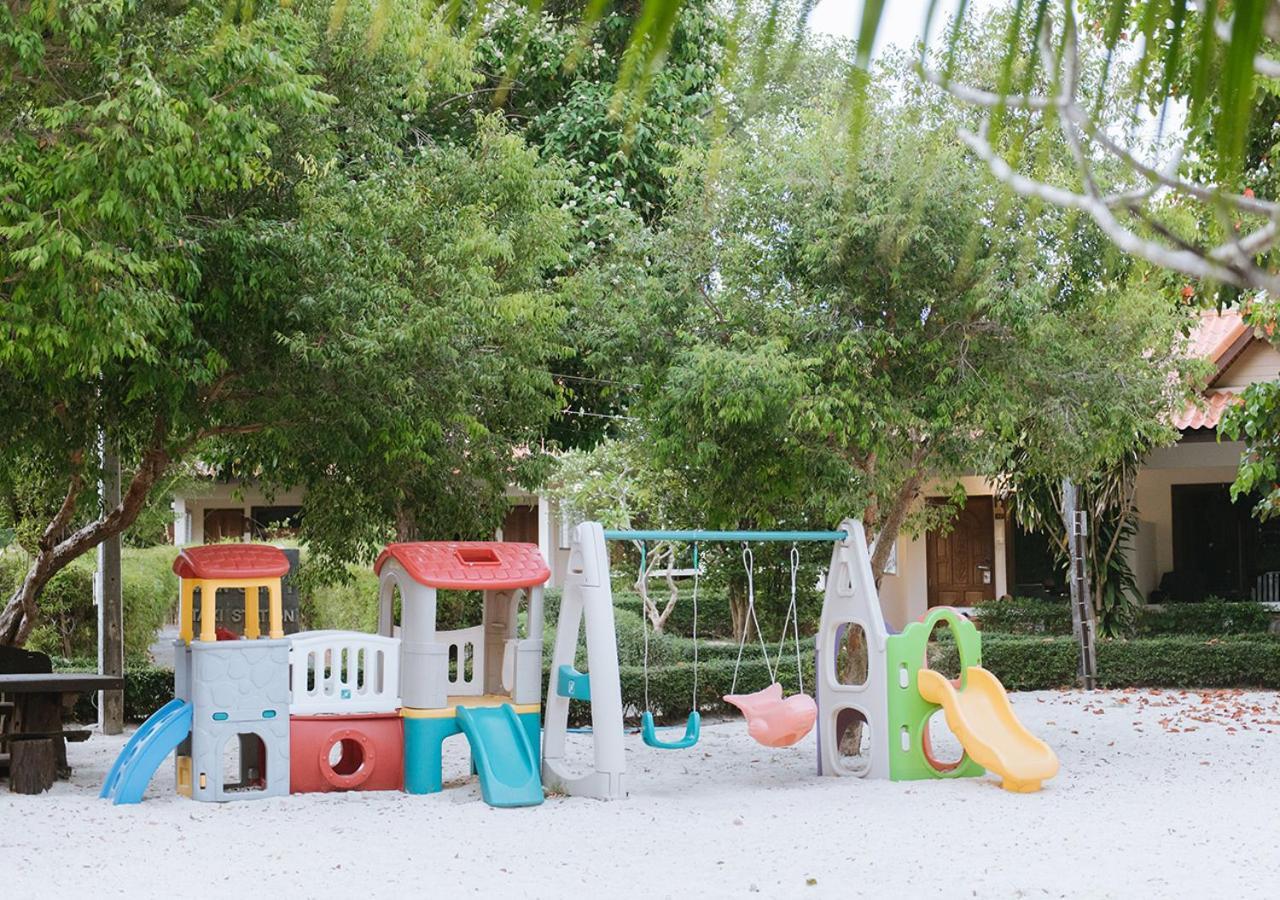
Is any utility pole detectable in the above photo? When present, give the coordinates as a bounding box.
[1063,478,1097,689]
[97,443,124,733]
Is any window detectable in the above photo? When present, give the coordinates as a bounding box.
[250,506,303,540]
[1008,518,1066,600]
[1170,484,1280,601]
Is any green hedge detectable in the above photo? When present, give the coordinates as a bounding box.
[1134,602,1274,636]
[305,566,485,633]
[65,635,1280,724]
[65,665,175,724]
[973,598,1276,638]
[930,634,1280,690]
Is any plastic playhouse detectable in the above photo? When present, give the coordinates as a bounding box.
[103,520,1056,808]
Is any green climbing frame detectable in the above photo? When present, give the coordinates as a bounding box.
[885,607,986,781]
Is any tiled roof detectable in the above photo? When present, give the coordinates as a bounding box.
[1174,389,1242,430]
[374,541,550,590]
[1176,309,1251,430]
[1187,308,1248,363]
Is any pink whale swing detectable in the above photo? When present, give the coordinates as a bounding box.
[723,545,818,748]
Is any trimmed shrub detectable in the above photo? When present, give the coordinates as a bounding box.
[619,658,811,723]
[1134,601,1273,637]
[23,564,97,660]
[972,598,1073,635]
[930,633,1280,690]
[305,567,381,633]
[974,597,1276,639]
[613,589,737,638]
[120,546,179,662]
[64,664,175,723]
[306,568,493,634]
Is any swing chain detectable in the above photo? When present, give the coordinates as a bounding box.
[787,544,803,694]
[731,543,778,694]
[638,540,650,715]
[691,543,699,711]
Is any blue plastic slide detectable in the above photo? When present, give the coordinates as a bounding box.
[100,698,192,805]
[455,704,543,808]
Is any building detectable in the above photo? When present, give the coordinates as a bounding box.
[876,309,1280,629]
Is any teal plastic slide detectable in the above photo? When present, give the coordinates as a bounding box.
[455,704,543,808]
[100,698,192,805]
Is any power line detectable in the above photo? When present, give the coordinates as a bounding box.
[551,372,642,389]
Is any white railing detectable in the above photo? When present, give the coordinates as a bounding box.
[437,625,484,696]
[289,630,401,714]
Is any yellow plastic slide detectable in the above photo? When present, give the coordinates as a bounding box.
[917,666,1059,793]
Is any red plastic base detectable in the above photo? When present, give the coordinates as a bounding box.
[290,713,404,793]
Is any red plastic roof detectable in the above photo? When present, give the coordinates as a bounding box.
[173,544,290,579]
[374,541,550,590]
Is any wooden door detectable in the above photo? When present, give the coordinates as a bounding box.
[502,504,539,545]
[926,496,996,607]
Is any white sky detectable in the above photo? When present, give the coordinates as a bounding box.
[807,0,999,58]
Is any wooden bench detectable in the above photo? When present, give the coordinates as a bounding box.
[0,666,123,794]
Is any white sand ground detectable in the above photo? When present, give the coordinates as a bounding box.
[4,689,1280,899]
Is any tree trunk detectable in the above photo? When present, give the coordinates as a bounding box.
[727,574,748,642]
[394,505,417,542]
[9,737,57,794]
[0,439,171,647]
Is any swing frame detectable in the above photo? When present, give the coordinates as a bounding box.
[609,529,846,751]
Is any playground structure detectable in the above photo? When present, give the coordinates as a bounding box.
[545,520,1058,797]
[102,519,1056,807]
[375,541,547,808]
[103,541,550,807]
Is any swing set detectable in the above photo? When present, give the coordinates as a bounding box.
[630,530,835,751]
[542,520,1057,803]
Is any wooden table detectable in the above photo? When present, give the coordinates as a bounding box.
[0,673,124,791]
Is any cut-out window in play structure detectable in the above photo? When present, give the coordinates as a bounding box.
[447,642,475,684]
[327,737,366,779]
[833,623,869,687]
[835,709,873,776]
[222,733,267,793]
[924,616,963,683]
[924,708,965,773]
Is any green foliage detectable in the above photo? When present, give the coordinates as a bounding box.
[14,562,96,661]
[975,597,1275,638]
[1135,601,1274,637]
[566,43,1188,591]
[1,546,173,662]
[931,633,1280,690]
[974,598,1075,636]
[1,0,575,637]
[1221,340,1280,521]
[304,567,381,633]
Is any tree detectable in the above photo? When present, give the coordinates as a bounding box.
[0,0,570,643]
[565,45,1192,637]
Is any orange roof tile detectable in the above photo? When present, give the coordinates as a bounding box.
[1175,310,1253,431]
[1173,389,1242,430]
[1187,308,1248,364]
